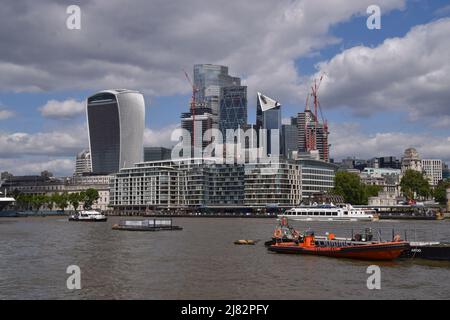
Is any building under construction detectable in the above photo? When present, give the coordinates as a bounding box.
[297,75,330,162]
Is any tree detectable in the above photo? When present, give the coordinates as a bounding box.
[50,193,69,211]
[16,194,32,210]
[332,171,382,205]
[31,194,49,212]
[400,169,431,200]
[434,179,450,205]
[82,188,100,209]
[68,193,82,212]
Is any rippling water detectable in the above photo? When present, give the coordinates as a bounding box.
[1,217,450,299]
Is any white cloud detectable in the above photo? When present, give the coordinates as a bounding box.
[0,158,74,176]
[330,122,450,163]
[144,124,179,148]
[0,109,14,120]
[315,18,450,119]
[39,99,85,119]
[0,0,405,105]
[0,126,88,158]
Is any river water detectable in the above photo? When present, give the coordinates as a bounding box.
[1,216,450,300]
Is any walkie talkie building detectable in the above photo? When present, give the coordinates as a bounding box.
[87,89,145,174]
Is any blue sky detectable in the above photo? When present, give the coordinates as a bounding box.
[1,0,449,175]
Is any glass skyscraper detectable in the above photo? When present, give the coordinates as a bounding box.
[256,95,281,155]
[193,64,242,127]
[219,86,247,134]
[87,89,145,174]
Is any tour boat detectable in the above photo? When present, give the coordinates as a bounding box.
[268,231,409,261]
[278,203,378,222]
[69,210,107,222]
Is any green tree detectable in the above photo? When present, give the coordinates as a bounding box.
[31,194,49,212]
[400,169,431,200]
[332,171,382,205]
[68,193,82,212]
[434,179,450,205]
[82,188,100,209]
[16,194,32,210]
[50,193,69,211]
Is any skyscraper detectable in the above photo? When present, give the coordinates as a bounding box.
[256,93,281,155]
[87,89,145,174]
[281,117,298,159]
[219,86,247,134]
[193,64,241,127]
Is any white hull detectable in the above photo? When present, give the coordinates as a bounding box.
[278,215,375,222]
[279,203,377,222]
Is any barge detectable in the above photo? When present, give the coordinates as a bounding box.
[112,218,182,231]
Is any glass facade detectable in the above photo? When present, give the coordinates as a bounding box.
[256,97,281,155]
[87,90,145,174]
[87,93,121,174]
[282,123,298,159]
[193,64,241,127]
[144,147,172,162]
[219,86,247,134]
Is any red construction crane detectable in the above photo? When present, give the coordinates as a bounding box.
[183,69,198,148]
[305,73,328,161]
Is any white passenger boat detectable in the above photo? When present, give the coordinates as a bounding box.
[69,210,107,222]
[278,203,378,222]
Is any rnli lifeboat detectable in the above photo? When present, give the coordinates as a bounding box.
[268,230,409,261]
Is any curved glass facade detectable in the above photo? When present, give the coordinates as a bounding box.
[87,90,144,174]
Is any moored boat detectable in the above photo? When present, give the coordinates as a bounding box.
[278,203,378,222]
[268,230,409,261]
[112,218,182,231]
[400,242,450,261]
[69,210,107,222]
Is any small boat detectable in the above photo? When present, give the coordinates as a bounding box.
[234,240,257,245]
[278,203,378,222]
[268,230,409,261]
[264,217,301,246]
[112,218,182,231]
[400,242,450,261]
[69,210,107,222]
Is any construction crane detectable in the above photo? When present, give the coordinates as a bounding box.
[305,72,328,161]
[183,69,198,148]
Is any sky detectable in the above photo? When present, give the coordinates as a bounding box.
[0,0,449,176]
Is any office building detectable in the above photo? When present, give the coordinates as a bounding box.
[295,155,337,201]
[219,86,247,134]
[74,149,92,176]
[281,117,298,159]
[193,64,241,127]
[144,147,172,162]
[256,93,281,156]
[87,89,145,174]
[422,159,443,186]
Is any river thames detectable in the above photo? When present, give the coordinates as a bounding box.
[1,216,449,300]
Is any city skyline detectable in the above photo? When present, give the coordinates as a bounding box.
[1,1,450,176]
